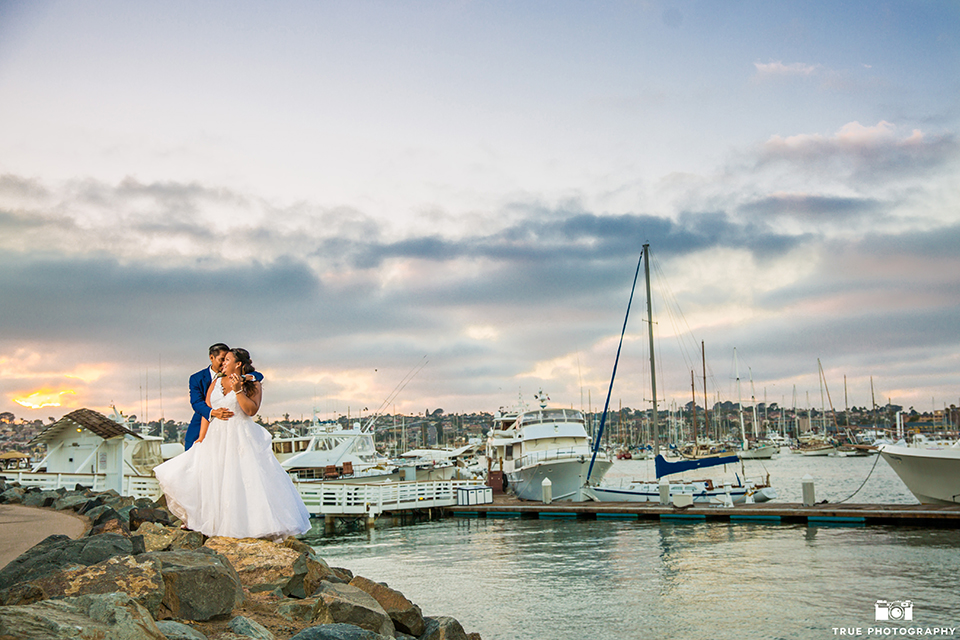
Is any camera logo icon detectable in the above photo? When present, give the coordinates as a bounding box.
[875,599,913,621]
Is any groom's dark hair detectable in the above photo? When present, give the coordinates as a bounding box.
[208,343,230,356]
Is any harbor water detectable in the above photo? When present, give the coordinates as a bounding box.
[304,455,960,640]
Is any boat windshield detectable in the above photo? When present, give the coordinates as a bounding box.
[518,409,584,426]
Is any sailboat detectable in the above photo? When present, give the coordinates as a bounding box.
[735,350,778,460]
[586,244,777,504]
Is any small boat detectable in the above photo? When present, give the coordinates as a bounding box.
[738,444,779,460]
[799,444,837,456]
[837,444,877,457]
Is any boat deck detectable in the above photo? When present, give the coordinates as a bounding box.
[445,494,960,527]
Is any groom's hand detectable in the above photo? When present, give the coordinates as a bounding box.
[210,408,234,420]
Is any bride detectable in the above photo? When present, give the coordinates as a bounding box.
[155,348,311,540]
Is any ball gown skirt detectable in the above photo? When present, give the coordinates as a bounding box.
[155,382,311,540]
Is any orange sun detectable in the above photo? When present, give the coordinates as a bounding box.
[12,388,76,409]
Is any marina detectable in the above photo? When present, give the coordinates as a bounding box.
[444,493,960,527]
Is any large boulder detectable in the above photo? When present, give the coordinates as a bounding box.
[349,576,424,637]
[228,614,275,640]
[316,582,396,637]
[142,549,243,621]
[420,616,470,640]
[155,620,210,640]
[10,554,166,618]
[21,490,61,508]
[52,492,94,512]
[134,522,204,552]
[0,591,167,640]
[289,624,395,640]
[0,486,25,504]
[130,506,174,530]
[204,537,332,598]
[275,595,335,624]
[0,533,139,592]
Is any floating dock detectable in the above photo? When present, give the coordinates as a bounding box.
[444,495,960,527]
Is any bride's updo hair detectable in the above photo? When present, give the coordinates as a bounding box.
[231,348,258,396]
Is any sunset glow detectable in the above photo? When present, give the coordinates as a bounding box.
[13,389,76,409]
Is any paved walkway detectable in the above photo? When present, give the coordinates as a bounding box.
[0,504,88,569]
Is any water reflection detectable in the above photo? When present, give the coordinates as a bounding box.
[308,517,960,640]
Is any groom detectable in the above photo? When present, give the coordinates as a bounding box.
[185,343,263,450]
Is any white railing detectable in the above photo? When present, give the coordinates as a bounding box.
[0,471,162,500]
[1,472,484,518]
[294,479,486,516]
[516,447,603,470]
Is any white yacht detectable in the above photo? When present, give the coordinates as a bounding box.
[879,439,960,505]
[275,417,397,482]
[487,399,612,502]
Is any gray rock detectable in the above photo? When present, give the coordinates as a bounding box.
[0,533,137,591]
[228,614,276,640]
[156,619,210,640]
[420,616,470,640]
[275,596,334,624]
[0,486,25,504]
[289,623,394,640]
[0,591,166,639]
[350,575,424,636]
[19,553,166,618]
[84,504,122,527]
[53,492,93,511]
[142,549,243,621]
[76,496,104,514]
[22,489,61,508]
[317,582,395,637]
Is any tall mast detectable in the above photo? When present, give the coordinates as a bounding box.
[643,244,659,456]
[735,348,747,450]
[701,341,710,441]
[690,370,698,442]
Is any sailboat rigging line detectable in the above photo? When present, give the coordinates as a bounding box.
[586,246,645,484]
[835,452,882,504]
[364,355,430,430]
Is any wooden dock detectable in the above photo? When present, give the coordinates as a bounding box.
[444,494,960,527]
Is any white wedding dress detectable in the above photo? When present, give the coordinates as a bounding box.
[155,380,311,540]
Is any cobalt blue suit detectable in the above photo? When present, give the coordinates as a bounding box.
[185,367,263,450]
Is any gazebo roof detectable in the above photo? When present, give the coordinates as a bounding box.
[0,451,30,459]
[29,408,142,446]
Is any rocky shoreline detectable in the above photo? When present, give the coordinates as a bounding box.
[0,479,482,640]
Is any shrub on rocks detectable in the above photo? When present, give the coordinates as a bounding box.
[315,582,395,638]
[349,576,424,637]
[0,591,167,640]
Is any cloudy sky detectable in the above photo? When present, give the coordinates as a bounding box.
[1,1,958,425]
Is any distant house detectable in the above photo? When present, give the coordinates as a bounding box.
[29,408,163,477]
